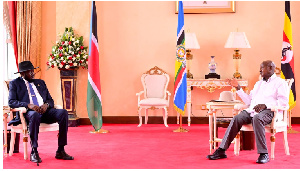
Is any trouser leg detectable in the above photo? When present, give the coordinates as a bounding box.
[220,110,252,150]
[252,109,274,154]
[25,111,41,148]
[42,108,69,147]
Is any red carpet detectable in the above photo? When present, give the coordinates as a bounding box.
[3,124,300,169]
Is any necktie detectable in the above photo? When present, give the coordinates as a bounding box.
[28,83,39,106]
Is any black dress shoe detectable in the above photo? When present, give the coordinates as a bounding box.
[256,153,269,164]
[207,148,227,160]
[55,150,74,160]
[30,152,42,163]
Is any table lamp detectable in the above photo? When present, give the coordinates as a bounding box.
[224,32,251,79]
[185,32,200,79]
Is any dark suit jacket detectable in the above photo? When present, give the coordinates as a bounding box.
[8,77,54,125]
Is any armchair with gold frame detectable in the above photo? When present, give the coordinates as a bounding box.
[136,66,171,127]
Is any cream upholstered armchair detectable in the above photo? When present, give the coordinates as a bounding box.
[136,66,171,127]
[234,78,293,160]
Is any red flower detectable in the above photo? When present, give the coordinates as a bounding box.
[69,41,72,45]
[59,53,63,57]
[82,67,85,69]
[50,54,53,57]
[68,57,72,60]
[79,61,83,63]
[80,46,84,49]
[51,65,54,68]
[73,54,76,57]
[61,61,65,65]
[69,63,73,66]
[52,56,55,59]
[61,41,64,45]
[59,46,63,50]
[78,51,81,54]
[46,62,49,65]
[86,58,88,61]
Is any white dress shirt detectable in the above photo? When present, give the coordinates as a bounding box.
[236,73,289,121]
[21,77,44,107]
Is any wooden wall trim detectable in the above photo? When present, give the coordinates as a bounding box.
[79,116,300,125]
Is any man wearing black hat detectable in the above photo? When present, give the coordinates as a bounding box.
[8,61,74,163]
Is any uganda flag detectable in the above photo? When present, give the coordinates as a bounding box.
[174,1,187,115]
[87,1,103,131]
[281,1,296,110]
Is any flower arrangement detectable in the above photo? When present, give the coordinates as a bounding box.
[47,27,88,69]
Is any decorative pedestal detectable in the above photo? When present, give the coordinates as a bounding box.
[60,69,80,127]
[205,73,220,79]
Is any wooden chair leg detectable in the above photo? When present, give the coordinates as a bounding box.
[270,135,275,160]
[137,107,142,127]
[177,112,179,124]
[163,108,168,127]
[23,136,28,160]
[3,113,8,157]
[283,131,290,155]
[234,132,240,156]
[9,132,16,156]
[145,109,148,125]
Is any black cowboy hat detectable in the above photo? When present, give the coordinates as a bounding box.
[15,61,39,74]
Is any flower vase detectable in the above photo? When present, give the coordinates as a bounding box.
[59,68,80,127]
[205,56,220,79]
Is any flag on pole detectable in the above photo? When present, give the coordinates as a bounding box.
[281,1,296,110]
[174,1,187,115]
[87,1,102,131]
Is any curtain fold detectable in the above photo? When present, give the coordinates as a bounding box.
[7,1,18,68]
[16,1,41,76]
[3,1,42,74]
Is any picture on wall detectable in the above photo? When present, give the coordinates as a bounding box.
[175,1,235,14]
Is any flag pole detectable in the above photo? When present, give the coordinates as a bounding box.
[87,1,109,134]
[287,110,299,133]
[173,113,189,132]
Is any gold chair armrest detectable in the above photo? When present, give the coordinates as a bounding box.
[136,91,144,96]
[10,107,28,131]
[270,106,289,128]
[234,104,249,111]
[166,91,171,102]
[136,91,144,103]
[10,107,27,113]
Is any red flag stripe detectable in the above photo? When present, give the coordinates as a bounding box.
[88,34,101,94]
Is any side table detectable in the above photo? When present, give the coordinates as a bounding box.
[206,101,242,155]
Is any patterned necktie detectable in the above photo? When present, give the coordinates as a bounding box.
[28,83,39,106]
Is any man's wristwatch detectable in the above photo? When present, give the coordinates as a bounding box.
[45,103,50,108]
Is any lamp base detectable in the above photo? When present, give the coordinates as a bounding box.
[205,73,220,79]
[233,72,242,79]
[187,70,193,79]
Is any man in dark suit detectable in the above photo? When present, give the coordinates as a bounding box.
[8,61,74,163]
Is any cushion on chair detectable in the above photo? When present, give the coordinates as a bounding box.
[139,98,169,106]
[144,75,167,98]
[241,121,287,132]
[39,123,59,132]
[11,123,59,132]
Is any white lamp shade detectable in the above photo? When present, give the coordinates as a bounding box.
[185,33,200,49]
[224,32,251,48]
